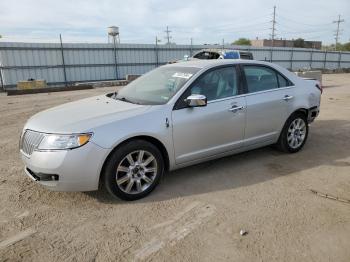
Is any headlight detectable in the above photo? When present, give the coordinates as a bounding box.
[37,133,92,150]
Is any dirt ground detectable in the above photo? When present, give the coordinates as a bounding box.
[0,74,350,262]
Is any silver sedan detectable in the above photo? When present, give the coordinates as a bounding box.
[20,60,321,200]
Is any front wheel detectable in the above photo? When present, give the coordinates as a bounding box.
[277,113,309,153]
[103,140,164,201]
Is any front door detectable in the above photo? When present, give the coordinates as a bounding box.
[172,66,246,165]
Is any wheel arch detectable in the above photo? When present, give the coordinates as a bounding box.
[277,108,309,143]
[99,135,170,185]
[290,108,308,119]
[276,107,310,153]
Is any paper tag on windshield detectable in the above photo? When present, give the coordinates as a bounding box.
[172,72,193,79]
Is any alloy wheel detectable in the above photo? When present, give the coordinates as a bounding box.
[287,118,307,149]
[116,150,158,194]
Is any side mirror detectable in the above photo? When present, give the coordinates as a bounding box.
[186,94,207,107]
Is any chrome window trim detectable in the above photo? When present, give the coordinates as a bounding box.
[242,85,295,97]
[206,94,245,104]
[171,62,297,109]
[175,84,296,106]
[207,86,295,104]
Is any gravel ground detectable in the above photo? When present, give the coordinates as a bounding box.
[0,74,350,262]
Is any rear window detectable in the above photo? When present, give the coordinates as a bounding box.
[243,65,293,93]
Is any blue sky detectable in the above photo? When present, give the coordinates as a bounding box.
[0,0,349,45]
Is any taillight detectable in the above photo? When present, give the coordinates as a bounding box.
[316,83,323,94]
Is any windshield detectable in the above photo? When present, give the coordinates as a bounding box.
[115,66,200,105]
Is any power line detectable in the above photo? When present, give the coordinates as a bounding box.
[202,16,271,30]
[333,15,345,49]
[164,26,172,44]
[207,21,270,31]
[276,19,333,32]
[277,23,333,35]
[271,15,334,41]
[171,24,270,35]
[276,14,333,27]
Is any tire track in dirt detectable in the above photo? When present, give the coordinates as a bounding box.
[132,201,216,261]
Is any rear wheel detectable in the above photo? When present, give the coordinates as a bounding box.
[103,140,164,201]
[277,113,309,153]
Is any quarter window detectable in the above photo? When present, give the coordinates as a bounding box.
[277,73,290,87]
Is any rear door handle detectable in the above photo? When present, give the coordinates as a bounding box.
[229,105,245,112]
[283,95,294,101]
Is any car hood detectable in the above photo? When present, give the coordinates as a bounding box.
[25,94,151,133]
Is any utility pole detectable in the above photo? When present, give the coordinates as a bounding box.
[59,34,68,87]
[112,35,118,79]
[155,36,160,67]
[333,15,345,50]
[271,5,277,47]
[164,26,172,45]
[190,38,193,56]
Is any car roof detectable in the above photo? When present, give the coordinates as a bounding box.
[164,59,272,69]
[195,48,252,53]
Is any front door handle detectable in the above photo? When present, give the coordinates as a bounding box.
[229,105,245,112]
[283,95,294,101]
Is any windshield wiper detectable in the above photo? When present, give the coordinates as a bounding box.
[108,92,135,104]
[116,96,139,104]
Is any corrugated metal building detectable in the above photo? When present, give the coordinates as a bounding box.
[1,42,350,90]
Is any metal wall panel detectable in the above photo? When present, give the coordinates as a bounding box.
[312,61,325,69]
[1,41,350,90]
[291,62,310,70]
[251,49,271,61]
[312,51,325,61]
[293,51,310,61]
[275,61,291,69]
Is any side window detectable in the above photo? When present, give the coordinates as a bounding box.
[189,67,239,101]
[277,73,291,87]
[243,66,279,93]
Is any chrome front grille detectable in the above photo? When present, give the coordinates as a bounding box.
[20,130,44,156]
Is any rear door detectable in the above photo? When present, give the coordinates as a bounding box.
[241,64,295,145]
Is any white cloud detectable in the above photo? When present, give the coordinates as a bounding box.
[0,0,349,44]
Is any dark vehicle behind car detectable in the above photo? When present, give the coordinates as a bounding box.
[193,49,253,60]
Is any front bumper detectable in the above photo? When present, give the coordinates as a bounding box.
[21,141,109,191]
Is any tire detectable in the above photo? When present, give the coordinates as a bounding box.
[103,140,164,201]
[276,112,309,153]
